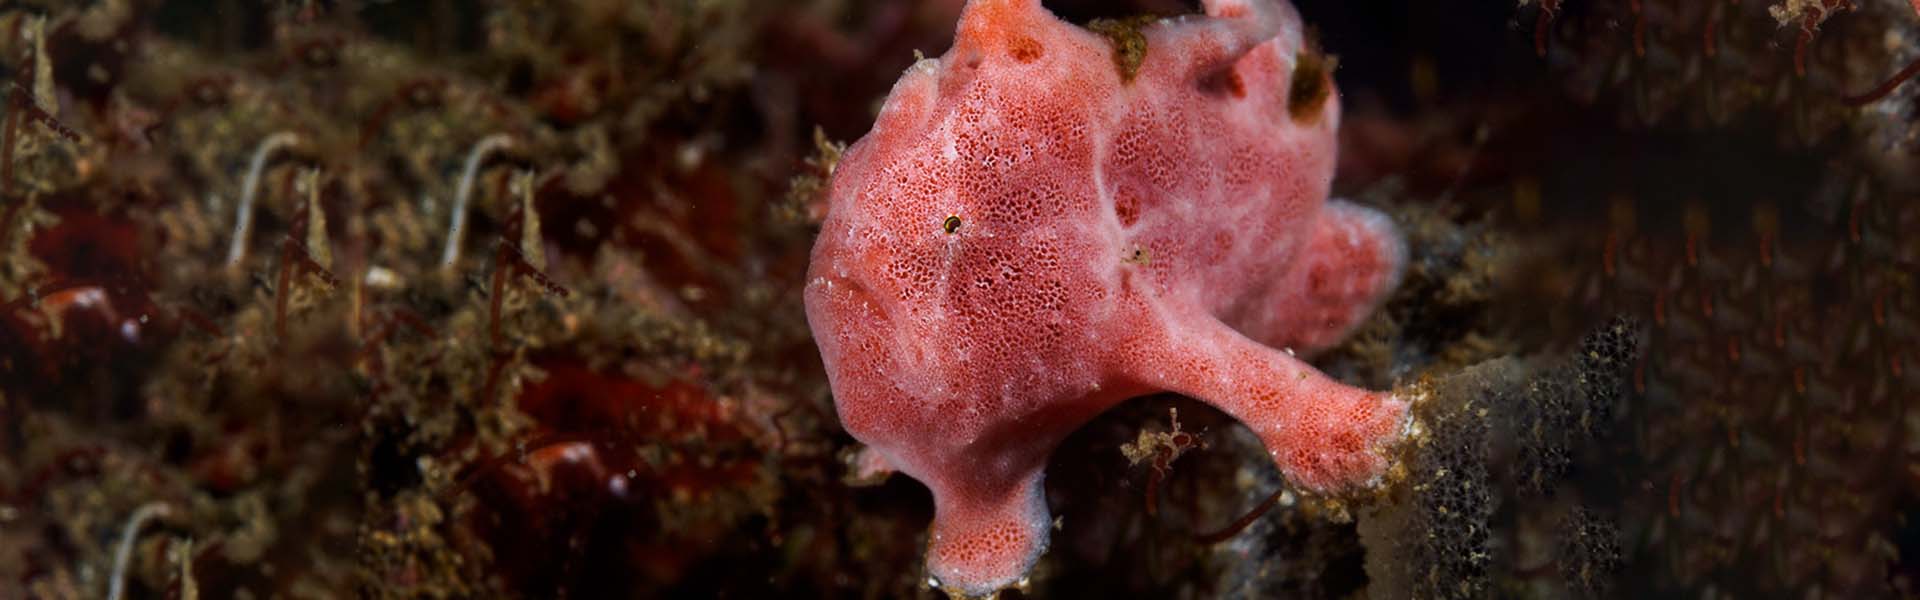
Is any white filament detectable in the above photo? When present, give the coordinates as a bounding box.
[440,133,514,270]
[225,132,301,268]
[107,502,172,600]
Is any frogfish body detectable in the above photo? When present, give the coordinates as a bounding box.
[804,0,1409,595]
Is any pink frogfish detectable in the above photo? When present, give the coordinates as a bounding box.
[804,0,1410,595]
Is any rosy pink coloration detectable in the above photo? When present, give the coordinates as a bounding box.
[803,0,1408,594]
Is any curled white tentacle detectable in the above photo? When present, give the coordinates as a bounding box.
[226,132,302,269]
[440,133,515,271]
[107,501,173,600]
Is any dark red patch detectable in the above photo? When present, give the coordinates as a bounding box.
[1008,36,1044,63]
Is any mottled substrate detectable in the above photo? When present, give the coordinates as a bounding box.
[1385,2,1918,597]
[1561,165,1919,595]
[0,1,918,598]
[1357,317,1636,600]
[1520,3,1920,593]
[1532,0,1915,150]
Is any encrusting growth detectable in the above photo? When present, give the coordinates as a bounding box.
[803,0,1409,595]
